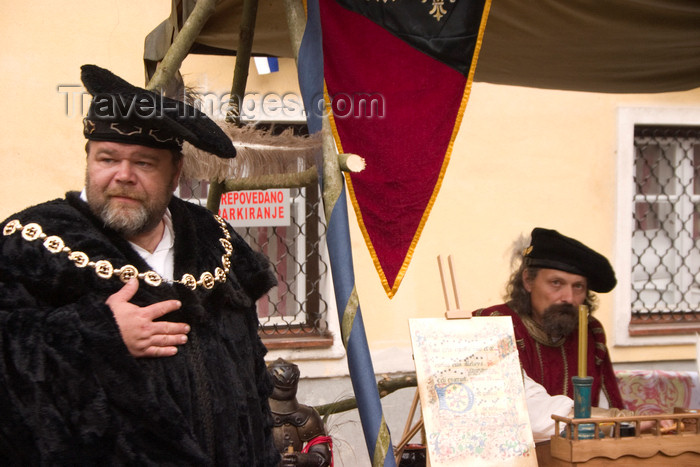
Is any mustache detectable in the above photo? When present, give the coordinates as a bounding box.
[105,189,146,201]
[544,303,578,316]
[541,303,579,337]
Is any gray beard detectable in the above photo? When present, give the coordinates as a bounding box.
[97,201,163,238]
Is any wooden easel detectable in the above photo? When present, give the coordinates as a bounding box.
[437,255,471,319]
[393,389,425,465]
[394,255,471,464]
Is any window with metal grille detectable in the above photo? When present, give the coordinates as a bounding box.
[630,125,700,335]
[177,164,333,350]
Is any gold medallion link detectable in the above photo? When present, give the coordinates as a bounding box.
[94,260,114,279]
[215,267,226,282]
[200,272,215,289]
[21,223,43,241]
[69,251,89,267]
[220,238,233,254]
[43,236,65,254]
[180,273,197,290]
[143,271,163,287]
[3,219,21,236]
[118,265,138,283]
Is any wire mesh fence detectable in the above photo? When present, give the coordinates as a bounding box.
[179,177,332,348]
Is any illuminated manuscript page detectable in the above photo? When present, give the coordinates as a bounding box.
[408,317,536,467]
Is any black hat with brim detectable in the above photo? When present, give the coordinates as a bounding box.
[81,64,236,158]
[524,227,617,293]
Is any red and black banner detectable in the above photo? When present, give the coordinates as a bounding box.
[320,0,491,297]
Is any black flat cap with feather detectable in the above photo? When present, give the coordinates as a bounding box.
[81,64,236,158]
[524,227,617,293]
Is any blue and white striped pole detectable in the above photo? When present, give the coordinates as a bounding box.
[295,1,396,465]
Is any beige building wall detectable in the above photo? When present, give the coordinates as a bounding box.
[1,1,174,215]
[2,1,698,378]
[357,82,700,363]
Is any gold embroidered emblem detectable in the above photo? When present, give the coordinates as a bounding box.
[147,128,183,146]
[368,0,455,21]
[110,122,143,136]
[422,0,456,21]
[83,119,96,135]
[523,246,533,256]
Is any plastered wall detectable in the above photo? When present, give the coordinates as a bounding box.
[2,2,700,372]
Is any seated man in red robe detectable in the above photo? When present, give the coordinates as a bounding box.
[474,227,623,410]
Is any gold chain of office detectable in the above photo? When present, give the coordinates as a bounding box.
[2,216,234,291]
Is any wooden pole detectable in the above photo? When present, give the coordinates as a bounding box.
[283,0,305,68]
[225,0,259,124]
[207,0,259,214]
[284,2,394,464]
[222,167,318,191]
[146,0,217,92]
[282,0,344,219]
[314,372,417,416]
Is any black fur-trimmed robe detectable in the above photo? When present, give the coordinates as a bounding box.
[0,192,280,466]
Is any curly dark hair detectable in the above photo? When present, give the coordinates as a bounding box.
[505,260,598,317]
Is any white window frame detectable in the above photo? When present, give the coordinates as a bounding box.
[615,106,700,346]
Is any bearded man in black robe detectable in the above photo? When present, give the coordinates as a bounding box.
[0,65,280,466]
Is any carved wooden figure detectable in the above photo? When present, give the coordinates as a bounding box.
[268,358,332,467]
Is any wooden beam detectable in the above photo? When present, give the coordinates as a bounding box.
[146,0,217,92]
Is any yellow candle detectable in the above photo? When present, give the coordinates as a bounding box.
[578,305,588,377]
